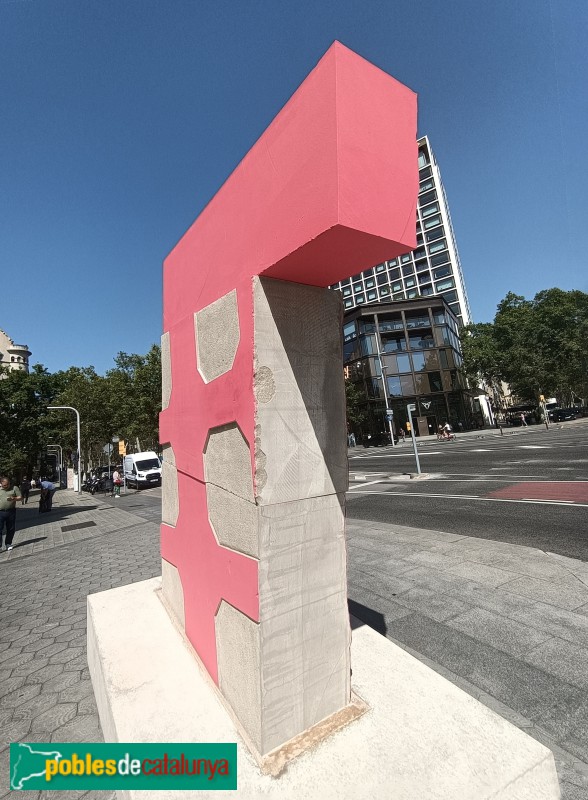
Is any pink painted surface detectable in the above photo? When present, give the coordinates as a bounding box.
[160,41,418,683]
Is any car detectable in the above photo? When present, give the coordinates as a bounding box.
[549,408,580,422]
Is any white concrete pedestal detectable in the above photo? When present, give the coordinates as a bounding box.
[88,578,560,800]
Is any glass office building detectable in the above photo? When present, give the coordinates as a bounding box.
[331,136,472,328]
[343,297,474,438]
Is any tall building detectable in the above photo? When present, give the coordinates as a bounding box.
[0,328,31,374]
[330,135,472,327]
[343,297,474,438]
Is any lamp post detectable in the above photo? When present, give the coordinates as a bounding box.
[47,406,82,494]
[373,324,395,449]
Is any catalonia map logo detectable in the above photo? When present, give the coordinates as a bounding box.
[10,742,237,791]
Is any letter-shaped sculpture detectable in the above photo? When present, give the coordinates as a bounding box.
[160,42,417,759]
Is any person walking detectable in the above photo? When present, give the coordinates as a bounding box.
[112,468,122,498]
[520,413,528,428]
[0,476,21,552]
[20,476,31,505]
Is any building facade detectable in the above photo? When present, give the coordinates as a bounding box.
[330,136,472,326]
[344,297,476,438]
[0,328,31,374]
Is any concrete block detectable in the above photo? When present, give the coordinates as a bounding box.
[161,331,172,410]
[161,444,179,527]
[88,577,560,800]
[206,483,258,558]
[161,558,185,630]
[253,277,348,505]
[203,423,255,503]
[195,289,240,383]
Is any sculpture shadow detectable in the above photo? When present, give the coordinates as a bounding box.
[348,598,387,635]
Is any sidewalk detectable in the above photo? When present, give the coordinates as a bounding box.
[2,488,588,798]
[347,517,588,800]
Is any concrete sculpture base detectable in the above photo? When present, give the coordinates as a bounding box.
[88,579,560,800]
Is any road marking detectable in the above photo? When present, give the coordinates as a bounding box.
[346,490,588,508]
[519,445,549,449]
[470,449,493,452]
[348,479,387,490]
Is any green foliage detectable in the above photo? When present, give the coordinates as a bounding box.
[0,346,161,480]
[345,379,368,429]
[460,289,588,404]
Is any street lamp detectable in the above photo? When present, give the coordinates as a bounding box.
[47,406,82,494]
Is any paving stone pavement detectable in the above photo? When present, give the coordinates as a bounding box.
[0,490,161,799]
[2,489,588,797]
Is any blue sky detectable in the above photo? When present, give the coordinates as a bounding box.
[1,0,586,374]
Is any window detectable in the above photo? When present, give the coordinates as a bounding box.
[414,373,430,394]
[435,326,451,346]
[341,278,350,286]
[401,254,412,264]
[412,352,426,371]
[377,274,389,286]
[424,217,443,232]
[424,351,439,370]
[433,265,452,279]
[400,375,415,396]
[359,320,376,333]
[435,278,455,292]
[367,290,377,301]
[344,299,354,309]
[419,178,434,193]
[342,287,352,296]
[420,285,434,296]
[439,349,449,369]
[419,189,437,206]
[418,272,431,285]
[430,252,450,268]
[383,354,397,372]
[343,321,356,340]
[405,313,430,329]
[365,278,375,289]
[428,239,447,254]
[392,282,403,292]
[389,268,400,280]
[419,166,432,180]
[363,268,374,277]
[405,277,416,288]
[409,333,434,350]
[393,292,405,300]
[413,247,426,260]
[375,263,387,273]
[359,335,376,355]
[356,294,365,304]
[379,286,390,297]
[407,289,418,299]
[421,202,440,218]
[433,310,446,325]
[387,376,402,396]
[414,258,428,272]
[397,354,411,373]
[428,371,443,392]
[353,283,362,293]
[367,378,382,399]
[378,315,403,332]
[418,150,429,168]
[402,264,414,276]
[382,334,407,352]
[388,258,398,267]
[441,290,457,303]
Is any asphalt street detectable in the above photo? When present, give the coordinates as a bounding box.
[347,420,588,561]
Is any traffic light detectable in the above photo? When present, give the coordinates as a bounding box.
[118,440,126,456]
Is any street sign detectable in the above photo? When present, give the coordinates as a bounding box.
[408,403,416,412]
[118,441,126,456]
[386,411,394,421]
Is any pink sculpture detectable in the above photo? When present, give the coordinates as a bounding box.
[160,41,417,759]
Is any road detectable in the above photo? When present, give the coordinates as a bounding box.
[347,421,588,561]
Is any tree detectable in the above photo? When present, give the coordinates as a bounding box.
[345,379,368,431]
[460,289,588,405]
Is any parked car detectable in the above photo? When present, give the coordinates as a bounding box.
[549,408,580,422]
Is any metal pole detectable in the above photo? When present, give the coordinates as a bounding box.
[47,406,82,494]
[407,403,422,475]
[374,324,395,448]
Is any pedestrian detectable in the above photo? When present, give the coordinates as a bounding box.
[39,477,54,513]
[520,413,527,428]
[20,476,31,505]
[30,478,37,489]
[112,468,122,498]
[399,428,406,443]
[0,475,21,552]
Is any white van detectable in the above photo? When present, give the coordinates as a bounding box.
[123,451,162,489]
